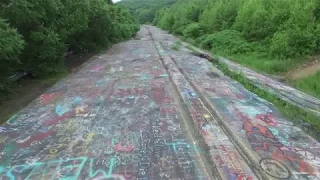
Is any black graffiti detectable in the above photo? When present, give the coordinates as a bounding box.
[260,158,290,179]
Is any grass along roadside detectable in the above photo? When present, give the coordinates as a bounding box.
[217,52,301,75]
[171,40,182,51]
[216,61,320,141]
[183,34,320,101]
[292,72,320,99]
[182,44,320,140]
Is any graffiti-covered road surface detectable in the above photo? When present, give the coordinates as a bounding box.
[146,25,320,180]
[0,26,319,180]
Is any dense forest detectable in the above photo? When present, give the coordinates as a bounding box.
[0,0,139,99]
[118,0,177,24]
[153,0,320,72]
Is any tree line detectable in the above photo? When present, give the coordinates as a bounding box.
[153,0,320,72]
[0,0,139,98]
[118,0,177,24]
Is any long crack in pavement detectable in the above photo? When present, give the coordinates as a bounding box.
[0,25,319,180]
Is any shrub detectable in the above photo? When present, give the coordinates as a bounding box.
[270,27,316,58]
[200,30,254,54]
[183,23,204,39]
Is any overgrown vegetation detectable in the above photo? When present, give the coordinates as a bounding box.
[171,40,182,51]
[154,0,320,74]
[118,0,177,24]
[216,61,320,141]
[293,72,320,99]
[154,0,320,100]
[0,0,139,100]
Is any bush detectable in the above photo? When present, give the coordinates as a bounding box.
[270,27,316,58]
[200,30,254,54]
[183,23,204,39]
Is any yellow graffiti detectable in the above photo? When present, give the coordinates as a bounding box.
[203,114,210,119]
[85,133,96,142]
[75,106,85,114]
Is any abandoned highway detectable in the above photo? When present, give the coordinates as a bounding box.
[0,26,319,180]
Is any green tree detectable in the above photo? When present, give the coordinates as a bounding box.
[0,18,24,96]
[0,0,138,98]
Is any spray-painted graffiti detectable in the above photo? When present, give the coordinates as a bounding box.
[0,26,212,180]
[260,158,290,179]
[156,41,256,180]
[151,24,320,180]
[0,157,120,180]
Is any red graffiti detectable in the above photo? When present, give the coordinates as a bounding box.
[236,108,315,175]
[151,87,166,104]
[20,130,55,147]
[237,175,253,180]
[271,150,315,175]
[237,110,274,139]
[236,110,283,151]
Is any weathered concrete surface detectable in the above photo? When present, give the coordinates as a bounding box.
[154,41,257,180]
[0,27,214,179]
[1,25,319,180]
[179,38,320,119]
[146,26,320,180]
[219,57,320,117]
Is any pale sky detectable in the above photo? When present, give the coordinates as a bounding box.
[112,0,121,2]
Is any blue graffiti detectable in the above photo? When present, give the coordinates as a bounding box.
[73,97,82,105]
[0,166,5,174]
[0,156,119,180]
[55,104,68,116]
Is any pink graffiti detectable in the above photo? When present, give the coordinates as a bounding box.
[37,92,61,104]
[20,130,55,147]
[91,66,103,71]
[160,107,176,113]
[113,144,135,152]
